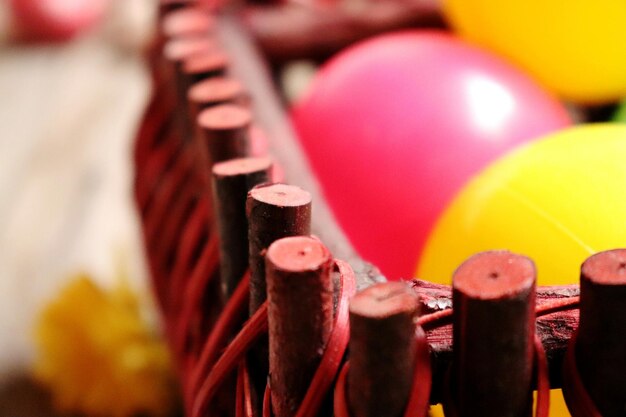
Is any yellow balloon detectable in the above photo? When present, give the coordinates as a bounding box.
[444,0,626,104]
[428,390,570,416]
[418,124,626,416]
[418,124,626,285]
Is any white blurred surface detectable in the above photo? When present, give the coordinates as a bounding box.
[0,0,154,377]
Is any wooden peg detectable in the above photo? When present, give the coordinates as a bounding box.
[180,50,230,140]
[188,77,249,118]
[246,183,312,314]
[197,104,251,165]
[348,282,419,417]
[266,236,334,417]
[163,36,216,71]
[451,251,536,417]
[161,6,215,39]
[246,183,312,414]
[183,51,229,85]
[163,37,218,129]
[576,249,626,417]
[212,157,273,301]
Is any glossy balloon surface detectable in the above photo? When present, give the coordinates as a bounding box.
[292,31,570,279]
[444,0,626,103]
[418,124,626,287]
[11,0,107,42]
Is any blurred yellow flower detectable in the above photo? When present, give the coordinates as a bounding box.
[34,274,177,417]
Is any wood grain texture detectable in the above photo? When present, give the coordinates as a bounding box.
[348,282,419,417]
[451,251,536,417]
[576,249,626,416]
[266,236,334,417]
[413,280,579,402]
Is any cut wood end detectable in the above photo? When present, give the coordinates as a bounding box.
[197,104,252,131]
[212,156,272,177]
[350,281,418,319]
[183,51,229,75]
[249,183,311,207]
[453,250,535,300]
[163,36,215,62]
[267,236,330,273]
[188,77,244,103]
[582,249,626,286]
[161,6,215,38]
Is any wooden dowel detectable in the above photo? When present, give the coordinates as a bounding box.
[161,6,215,39]
[212,157,273,302]
[155,3,205,66]
[451,251,536,417]
[410,279,579,403]
[348,282,419,417]
[242,0,444,63]
[197,104,251,165]
[183,51,230,85]
[188,77,249,118]
[163,36,217,70]
[188,77,248,186]
[180,50,230,141]
[246,183,312,415]
[576,249,626,417]
[164,37,218,133]
[246,183,312,314]
[266,236,334,417]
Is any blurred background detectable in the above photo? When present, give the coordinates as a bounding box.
[0,0,625,416]
[0,0,156,413]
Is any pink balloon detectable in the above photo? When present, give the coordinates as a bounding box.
[291,31,571,280]
[11,0,108,42]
